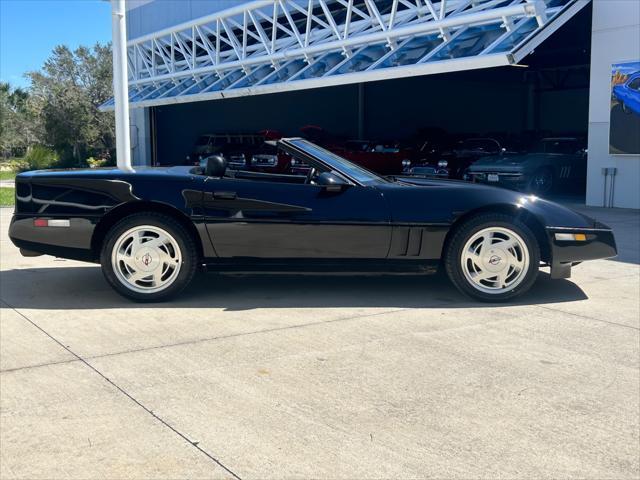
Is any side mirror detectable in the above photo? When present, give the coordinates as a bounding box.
[316,172,350,192]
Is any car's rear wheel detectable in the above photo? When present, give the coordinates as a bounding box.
[100,213,197,302]
[445,213,540,302]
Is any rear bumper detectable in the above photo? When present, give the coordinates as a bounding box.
[546,224,617,278]
[9,215,97,262]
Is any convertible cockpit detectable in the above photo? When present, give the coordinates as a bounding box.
[193,140,353,187]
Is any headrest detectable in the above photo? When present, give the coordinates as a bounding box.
[204,155,228,177]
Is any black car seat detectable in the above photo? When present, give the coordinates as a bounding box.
[204,155,228,177]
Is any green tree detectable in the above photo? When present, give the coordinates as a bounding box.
[28,43,115,166]
[0,82,37,158]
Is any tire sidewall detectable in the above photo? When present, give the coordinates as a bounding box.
[446,214,540,302]
[100,213,197,302]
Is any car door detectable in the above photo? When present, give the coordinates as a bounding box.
[201,175,392,259]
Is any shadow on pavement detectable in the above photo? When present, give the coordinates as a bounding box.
[0,266,587,311]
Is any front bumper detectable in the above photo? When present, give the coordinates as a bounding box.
[402,166,450,178]
[465,171,527,189]
[546,223,617,278]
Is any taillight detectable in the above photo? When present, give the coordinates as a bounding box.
[33,218,70,227]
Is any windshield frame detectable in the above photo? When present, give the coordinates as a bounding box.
[280,138,390,186]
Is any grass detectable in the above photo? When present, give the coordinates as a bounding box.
[0,188,15,207]
[0,156,25,181]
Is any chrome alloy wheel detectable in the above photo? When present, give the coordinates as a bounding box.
[111,225,182,294]
[460,227,530,294]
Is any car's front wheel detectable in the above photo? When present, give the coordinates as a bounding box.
[527,168,554,195]
[445,214,540,302]
[100,213,198,302]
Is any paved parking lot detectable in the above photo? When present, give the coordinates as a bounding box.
[1,205,638,479]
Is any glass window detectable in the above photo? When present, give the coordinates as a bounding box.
[532,139,580,154]
[628,78,640,91]
[457,139,500,153]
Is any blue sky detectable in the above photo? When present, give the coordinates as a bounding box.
[612,61,640,76]
[0,0,112,88]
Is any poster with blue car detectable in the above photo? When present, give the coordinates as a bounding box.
[610,61,640,155]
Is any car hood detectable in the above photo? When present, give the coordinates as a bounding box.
[452,149,496,157]
[470,154,532,168]
[392,176,470,188]
[383,176,599,229]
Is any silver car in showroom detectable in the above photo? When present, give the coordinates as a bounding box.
[465,138,587,195]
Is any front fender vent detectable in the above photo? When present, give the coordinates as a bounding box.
[390,227,425,257]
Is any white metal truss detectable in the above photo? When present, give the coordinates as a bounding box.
[100,0,591,110]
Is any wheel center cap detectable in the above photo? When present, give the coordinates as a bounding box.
[135,248,160,272]
[483,248,507,272]
[141,253,152,266]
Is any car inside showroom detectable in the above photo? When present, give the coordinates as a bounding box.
[109,0,639,209]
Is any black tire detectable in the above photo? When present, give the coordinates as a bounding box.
[444,213,540,302]
[527,168,554,195]
[100,212,198,302]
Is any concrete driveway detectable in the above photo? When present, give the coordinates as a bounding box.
[1,206,638,479]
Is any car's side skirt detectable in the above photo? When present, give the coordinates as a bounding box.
[201,258,440,275]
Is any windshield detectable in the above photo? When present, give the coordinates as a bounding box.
[532,139,581,154]
[458,139,500,153]
[287,139,389,185]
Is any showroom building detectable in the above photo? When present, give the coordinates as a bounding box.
[108,0,640,209]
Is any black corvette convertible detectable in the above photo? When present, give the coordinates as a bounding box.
[9,138,616,302]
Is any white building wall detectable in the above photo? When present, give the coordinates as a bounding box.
[586,0,640,209]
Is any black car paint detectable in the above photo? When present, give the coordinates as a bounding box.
[9,140,617,277]
[201,177,392,259]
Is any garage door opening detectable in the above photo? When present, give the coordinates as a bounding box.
[146,1,591,200]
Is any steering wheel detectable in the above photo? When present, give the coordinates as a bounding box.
[305,167,317,185]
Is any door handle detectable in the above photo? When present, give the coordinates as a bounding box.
[212,191,237,200]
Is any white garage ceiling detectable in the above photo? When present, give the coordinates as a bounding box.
[101,0,591,110]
